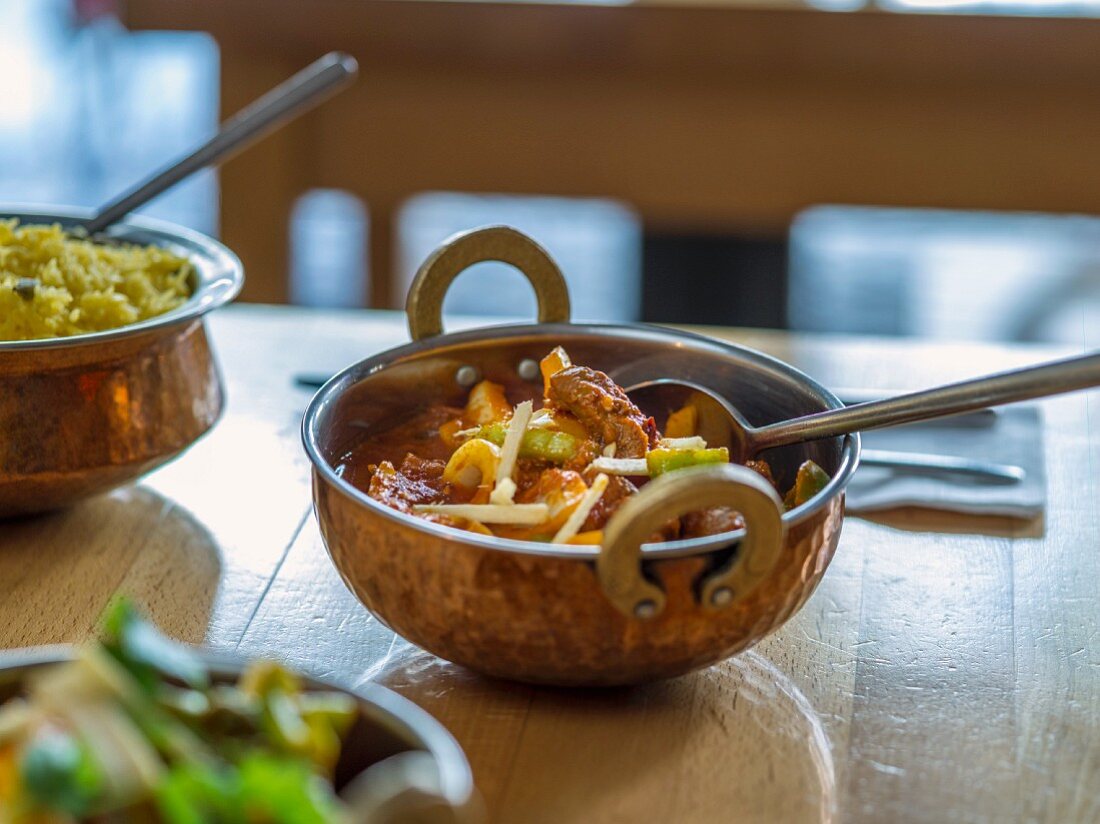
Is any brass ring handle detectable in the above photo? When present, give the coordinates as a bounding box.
[405,225,572,341]
[597,464,786,620]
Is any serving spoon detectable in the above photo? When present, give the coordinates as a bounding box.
[628,380,1024,482]
[78,51,357,235]
[625,350,1100,464]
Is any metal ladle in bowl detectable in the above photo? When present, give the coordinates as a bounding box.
[629,381,1025,483]
[626,350,1100,463]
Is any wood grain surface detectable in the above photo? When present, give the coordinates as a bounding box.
[2,305,1097,823]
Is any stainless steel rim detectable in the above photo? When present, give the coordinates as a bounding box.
[302,320,861,561]
[0,205,244,351]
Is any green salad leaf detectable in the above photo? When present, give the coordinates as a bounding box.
[237,753,344,824]
[4,599,358,824]
[19,727,103,816]
[102,597,209,692]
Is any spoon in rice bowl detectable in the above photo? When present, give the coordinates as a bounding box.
[80,51,357,236]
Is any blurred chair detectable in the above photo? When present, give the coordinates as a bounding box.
[789,205,1100,345]
[290,189,369,307]
[121,0,1100,309]
[397,192,642,322]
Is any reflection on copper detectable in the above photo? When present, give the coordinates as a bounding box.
[0,320,224,517]
[77,370,106,402]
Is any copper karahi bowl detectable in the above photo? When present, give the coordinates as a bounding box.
[303,227,860,686]
[0,207,243,518]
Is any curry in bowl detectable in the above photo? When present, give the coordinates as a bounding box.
[338,346,829,546]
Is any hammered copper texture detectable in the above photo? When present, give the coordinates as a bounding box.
[316,473,845,686]
[0,320,223,517]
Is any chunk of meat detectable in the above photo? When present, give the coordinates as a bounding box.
[514,463,547,497]
[548,366,659,458]
[398,453,447,486]
[680,507,745,539]
[489,467,589,542]
[580,468,680,539]
[367,454,452,514]
[563,438,601,474]
[341,406,464,488]
[745,459,778,490]
[580,469,637,531]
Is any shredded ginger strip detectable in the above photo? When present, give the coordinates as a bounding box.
[589,457,648,476]
[489,477,517,506]
[493,400,533,501]
[413,503,550,525]
[552,473,609,544]
[658,436,708,450]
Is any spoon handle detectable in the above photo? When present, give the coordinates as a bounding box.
[753,351,1100,451]
[82,52,357,235]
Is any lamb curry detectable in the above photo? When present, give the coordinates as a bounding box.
[337,347,829,546]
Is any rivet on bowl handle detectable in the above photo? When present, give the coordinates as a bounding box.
[405,225,572,341]
[597,464,786,620]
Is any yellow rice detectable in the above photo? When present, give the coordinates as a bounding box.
[0,220,193,341]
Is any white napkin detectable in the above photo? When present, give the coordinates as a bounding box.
[844,405,1045,518]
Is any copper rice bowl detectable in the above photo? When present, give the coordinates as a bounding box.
[0,206,243,518]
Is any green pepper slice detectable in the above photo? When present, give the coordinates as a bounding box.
[784,460,830,510]
[476,423,579,463]
[646,447,730,476]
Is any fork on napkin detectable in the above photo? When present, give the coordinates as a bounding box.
[844,405,1045,518]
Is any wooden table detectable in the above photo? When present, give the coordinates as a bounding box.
[2,306,1098,822]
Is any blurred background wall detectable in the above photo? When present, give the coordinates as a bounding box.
[3,0,1099,346]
